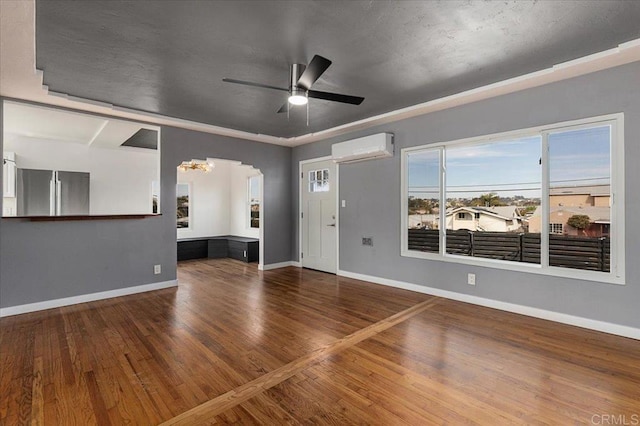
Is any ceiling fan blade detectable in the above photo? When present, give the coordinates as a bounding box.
[296,55,332,90]
[277,103,289,114]
[222,78,289,92]
[308,90,364,105]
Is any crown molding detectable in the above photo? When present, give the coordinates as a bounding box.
[288,38,640,146]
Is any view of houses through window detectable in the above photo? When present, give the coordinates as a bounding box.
[443,136,542,260]
[404,117,619,278]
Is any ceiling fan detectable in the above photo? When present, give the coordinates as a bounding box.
[222,55,364,117]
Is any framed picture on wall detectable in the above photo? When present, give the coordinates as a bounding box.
[176,183,190,229]
[249,175,260,228]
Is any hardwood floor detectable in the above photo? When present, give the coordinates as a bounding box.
[1,258,639,425]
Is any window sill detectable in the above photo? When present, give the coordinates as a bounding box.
[401,249,625,285]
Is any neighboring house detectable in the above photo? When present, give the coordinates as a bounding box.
[550,185,610,207]
[528,185,611,236]
[444,206,523,232]
[408,214,438,229]
[528,206,610,237]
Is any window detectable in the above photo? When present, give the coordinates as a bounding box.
[248,175,260,229]
[176,183,190,229]
[401,114,624,284]
[549,223,563,234]
[406,149,440,253]
[309,169,329,192]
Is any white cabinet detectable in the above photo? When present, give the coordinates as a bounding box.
[3,152,16,198]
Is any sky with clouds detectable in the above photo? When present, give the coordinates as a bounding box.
[408,125,610,200]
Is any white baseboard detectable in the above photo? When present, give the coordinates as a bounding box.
[259,261,301,271]
[0,280,178,318]
[337,269,640,340]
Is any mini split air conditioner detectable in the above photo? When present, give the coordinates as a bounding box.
[331,133,394,164]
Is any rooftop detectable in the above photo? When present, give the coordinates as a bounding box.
[532,206,610,223]
[550,185,610,197]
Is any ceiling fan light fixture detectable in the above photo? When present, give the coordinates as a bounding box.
[288,90,308,106]
[222,55,364,116]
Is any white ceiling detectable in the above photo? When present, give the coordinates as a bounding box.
[3,101,155,150]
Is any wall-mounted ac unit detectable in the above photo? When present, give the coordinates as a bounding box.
[331,133,394,164]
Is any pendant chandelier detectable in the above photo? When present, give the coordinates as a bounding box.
[177,159,213,173]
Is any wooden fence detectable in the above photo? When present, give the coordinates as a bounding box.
[408,229,610,272]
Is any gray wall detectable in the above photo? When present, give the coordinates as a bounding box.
[161,126,292,266]
[0,107,291,308]
[2,61,638,330]
[0,102,173,308]
[292,61,640,328]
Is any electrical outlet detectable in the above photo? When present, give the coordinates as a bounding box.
[467,273,476,285]
[362,237,373,246]
[154,264,161,275]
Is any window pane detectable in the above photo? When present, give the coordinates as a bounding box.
[249,176,260,202]
[176,183,189,229]
[309,169,331,192]
[445,136,541,263]
[407,149,440,253]
[548,125,611,272]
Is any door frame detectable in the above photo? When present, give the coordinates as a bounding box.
[256,171,265,269]
[176,159,265,268]
[298,156,340,272]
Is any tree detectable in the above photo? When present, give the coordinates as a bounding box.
[516,206,537,217]
[408,196,435,214]
[471,193,503,207]
[567,214,591,235]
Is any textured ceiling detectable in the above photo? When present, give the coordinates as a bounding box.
[35,0,640,138]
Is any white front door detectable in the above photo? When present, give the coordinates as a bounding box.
[301,159,337,274]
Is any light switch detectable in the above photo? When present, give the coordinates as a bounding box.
[341,200,346,208]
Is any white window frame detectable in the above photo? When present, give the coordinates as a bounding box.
[549,223,563,234]
[400,113,625,285]
[308,168,330,193]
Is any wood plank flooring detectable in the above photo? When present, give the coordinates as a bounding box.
[1,258,639,425]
